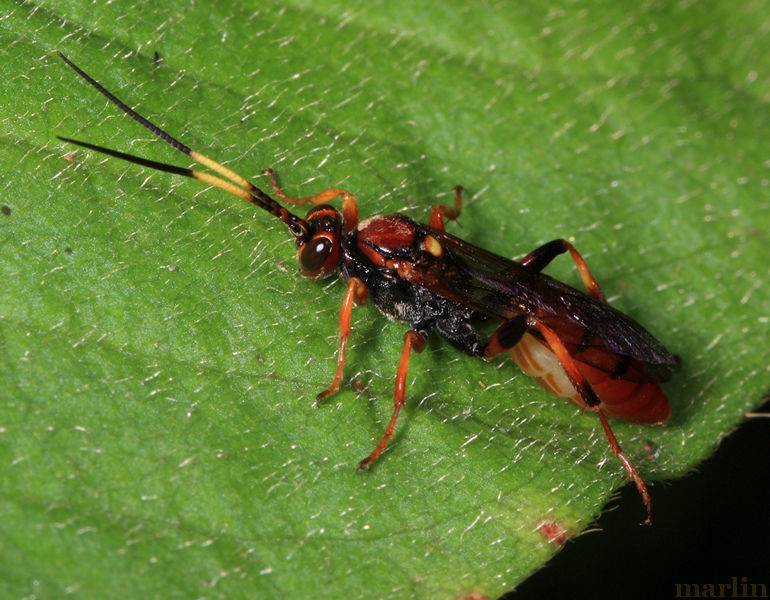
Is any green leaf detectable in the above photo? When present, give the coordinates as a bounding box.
[1,1,767,598]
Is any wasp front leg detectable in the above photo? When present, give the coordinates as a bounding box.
[530,318,653,525]
[358,329,427,469]
[316,277,368,404]
[262,167,359,232]
[428,185,463,232]
[520,239,605,302]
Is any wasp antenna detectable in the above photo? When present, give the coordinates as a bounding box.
[58,51,247,189]
[59,136,262,205]
[58,52,192,157]
[58,53,308,240]
[58,136,193,178]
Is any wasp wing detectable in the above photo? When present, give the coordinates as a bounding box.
[406,229,678,382]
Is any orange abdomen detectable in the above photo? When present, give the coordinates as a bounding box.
[510,333,671,424]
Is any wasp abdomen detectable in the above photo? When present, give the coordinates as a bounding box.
[511,333,671,424]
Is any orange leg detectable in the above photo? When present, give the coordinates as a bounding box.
[530,318,653,525]
[263,167,359,232]
[358,330,427,470]
[316,277,368,404]
[520,239,605,302]
[429,185,463,232]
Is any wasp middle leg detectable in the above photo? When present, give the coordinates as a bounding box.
[520,239,605,302]
[429,185,463,232]
[358,329,427,470]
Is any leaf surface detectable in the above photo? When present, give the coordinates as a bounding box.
[0,1,768,598]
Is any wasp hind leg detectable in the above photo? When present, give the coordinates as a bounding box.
[262,167,359,232]
[482,315,529,359]
[358,329,427,470]
[520,239,605,302]
[429,185,463,232]
[315,277,368,404]
[530,318,653,525]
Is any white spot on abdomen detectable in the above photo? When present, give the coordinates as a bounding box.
[510,333,581,405]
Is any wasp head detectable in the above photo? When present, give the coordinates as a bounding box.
[296,205,343,279]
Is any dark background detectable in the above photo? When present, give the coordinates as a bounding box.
[504,396,770,600]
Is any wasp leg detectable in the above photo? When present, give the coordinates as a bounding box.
[358,329,427,470]
[316,277,368,404]
[482,315,529,359]
[429,185,463,232]
[530,318,653,525]
[520,239,605,302]
[262,167,359,232]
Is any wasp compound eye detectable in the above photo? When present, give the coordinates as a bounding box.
[299,235,339,278]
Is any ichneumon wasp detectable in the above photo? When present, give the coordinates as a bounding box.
[57,52,679,525]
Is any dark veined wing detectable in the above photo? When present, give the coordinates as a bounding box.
[407,228,678,380]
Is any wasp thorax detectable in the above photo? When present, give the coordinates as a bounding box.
[298,205,343,279]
